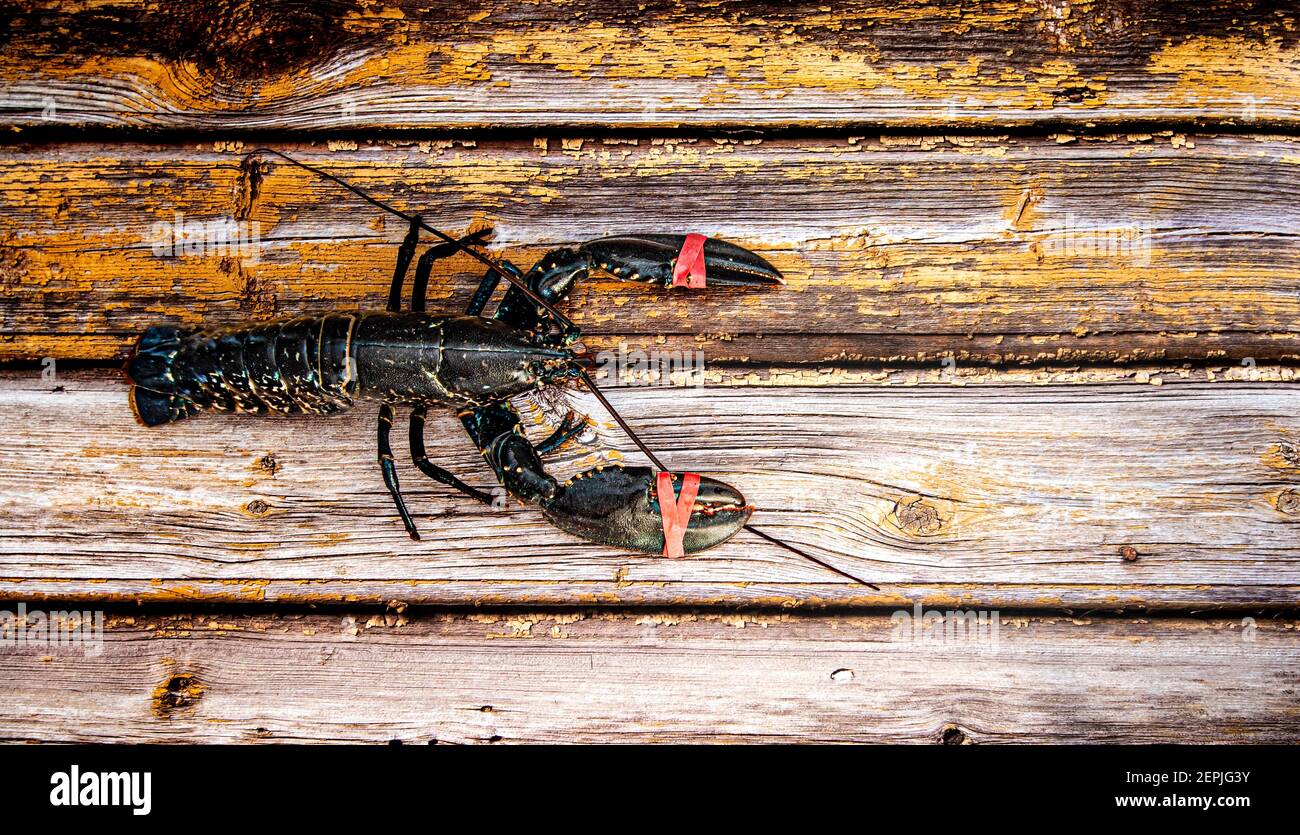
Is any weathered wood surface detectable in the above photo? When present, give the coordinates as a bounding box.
[1,610,1294,743]
[2,0,1298,131]
[3,370,1298,609]
[1,1,1297,746]
[3,136,1300,365]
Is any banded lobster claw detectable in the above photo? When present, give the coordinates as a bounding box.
[488,233,782,337]
[542,465,753,554]
[578,234,784,287]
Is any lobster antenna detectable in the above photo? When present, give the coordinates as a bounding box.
[744,524,880,590]
[576,369,878,589]
[245,147,575,333]
[578,369,669,471]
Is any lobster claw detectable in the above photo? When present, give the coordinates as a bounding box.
[579,235,784,287]
[542,465,753,554]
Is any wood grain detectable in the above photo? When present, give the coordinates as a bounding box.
[3,370,1298,609]
[3,136,1300,365]
[1,610,1294,743]
[3,0,1298,748]
[2,1,1298,131]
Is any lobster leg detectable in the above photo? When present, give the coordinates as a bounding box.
[410,405,493,504]
[412,228,493,312]
[408,227,496,503]
[535,411,585,455]
[387,216,423,311]
[379,403,420,540]
[379,221,494,532]
[375,217,424,537]
[465,260,525,316]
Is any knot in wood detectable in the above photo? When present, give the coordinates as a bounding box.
[153,0,367,86]
[152,671,205,719]
[1273,441,1300,469]
[1276,490,1300,517]
[894,497,943,536]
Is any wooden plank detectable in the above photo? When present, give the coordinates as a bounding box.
[3,369,1299,609]
[1,610,1294,743]
[2,1,1298,131]
[3,136,1300,365]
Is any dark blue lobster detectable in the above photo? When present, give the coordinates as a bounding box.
[126,150,873,585]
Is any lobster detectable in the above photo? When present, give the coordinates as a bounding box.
[126,150,874,587]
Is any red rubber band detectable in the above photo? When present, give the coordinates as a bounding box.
[656,471,701,558]
[671,233,708,289]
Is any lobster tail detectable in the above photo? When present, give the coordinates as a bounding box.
[126,314,363,427]
[126,325,201,426]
